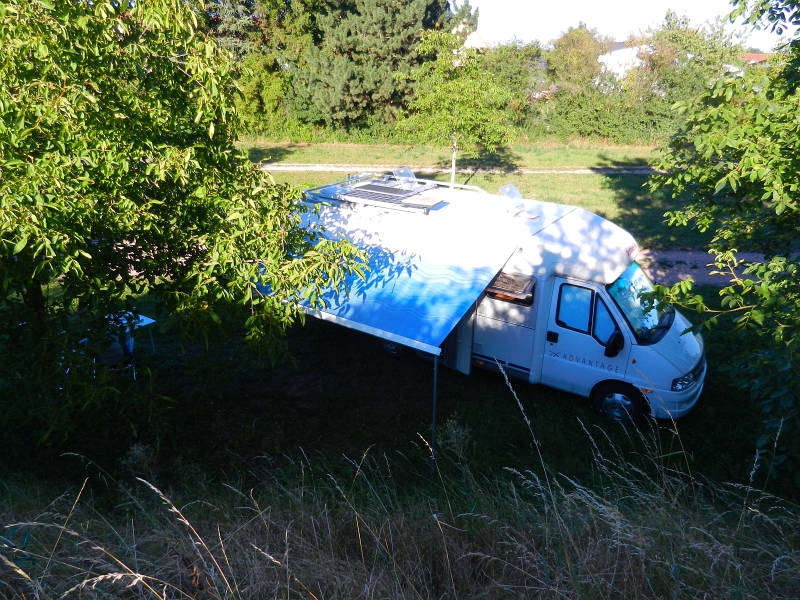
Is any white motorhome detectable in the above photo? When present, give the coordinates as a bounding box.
[296,169,706,423]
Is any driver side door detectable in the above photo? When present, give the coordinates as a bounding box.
[541,278,629,395]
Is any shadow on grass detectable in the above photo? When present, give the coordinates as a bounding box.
[430,147,522,186]
[594,152,651,168]
[247,144,297,164]
[590,156,712,251]
[7,292,766,499]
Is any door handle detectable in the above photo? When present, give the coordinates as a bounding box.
[546,331,559,343]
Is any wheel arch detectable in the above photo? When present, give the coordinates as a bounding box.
[590,378,647,401]
[590,379,653,423]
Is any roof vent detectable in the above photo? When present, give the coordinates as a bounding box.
[499,183,539,219]
[392,167,417,183]
[499,183,523,200]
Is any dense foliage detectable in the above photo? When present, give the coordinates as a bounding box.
[215,1,744,145]
[526,16,741,143]
[210,0,473,135]
[0,0,363,443]
[396,31,514,182]
[650,0,800,484]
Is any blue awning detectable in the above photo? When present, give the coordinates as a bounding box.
[297,196,523,355]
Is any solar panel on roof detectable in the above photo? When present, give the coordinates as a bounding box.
[340,180,441,211]
[346,184,420,204]
[358,184,414,196]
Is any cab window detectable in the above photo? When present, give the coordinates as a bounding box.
[593,296,616,345]
[556,284,592,332]
[556,284,619,345]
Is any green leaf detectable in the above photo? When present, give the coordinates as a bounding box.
[12,236,28,255]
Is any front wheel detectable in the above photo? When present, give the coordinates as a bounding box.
[591,382,650,425]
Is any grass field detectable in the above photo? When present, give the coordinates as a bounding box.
[4,286,796,598]
[4,424,798,599]
[4,285,762,493]
[247,141,708,250]
[4,143,785,598]
[241,140,658,169]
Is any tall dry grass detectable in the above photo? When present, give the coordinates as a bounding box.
[3,372,799,599]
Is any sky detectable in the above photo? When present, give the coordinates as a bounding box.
[467,0,797,52]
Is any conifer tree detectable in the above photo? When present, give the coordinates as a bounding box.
[295,0,471,128]
[204,0,262,61]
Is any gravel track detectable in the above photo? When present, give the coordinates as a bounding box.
[638,250,764,287]
[258,162,656,175]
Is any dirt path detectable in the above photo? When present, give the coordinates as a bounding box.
[638,250,764,287]
[259,162,655,175]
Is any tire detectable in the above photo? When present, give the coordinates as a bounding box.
[381,339,408,357]
[592,382,650,425]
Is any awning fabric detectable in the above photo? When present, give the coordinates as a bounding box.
[298,199,522,355]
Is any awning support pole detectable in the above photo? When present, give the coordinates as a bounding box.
[430,354,439,474]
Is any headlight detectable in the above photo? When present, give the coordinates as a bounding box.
[671,372,696,391]
[671,355,706,391]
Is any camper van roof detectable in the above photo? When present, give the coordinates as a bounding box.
[290,173,638,354]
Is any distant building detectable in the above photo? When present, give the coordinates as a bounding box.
[464,30,491,50]
[598,43,644,79]
[740,53,772,64]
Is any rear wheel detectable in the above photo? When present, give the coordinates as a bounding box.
[381,339,408,357]
[592,382,650,425]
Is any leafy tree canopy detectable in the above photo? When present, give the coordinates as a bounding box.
[649,0,800,484]
[627,11,741,104]
[0,0,363,442]
[478,40,544,123]
[203,0,327,134]
[204,0,261,61]
[397,31,514,183]
[546,24,612,93]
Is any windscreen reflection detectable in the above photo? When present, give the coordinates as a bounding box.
[607,262,674,345]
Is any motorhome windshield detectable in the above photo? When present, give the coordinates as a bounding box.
[607,262,674,345]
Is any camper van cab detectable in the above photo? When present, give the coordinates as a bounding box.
[469,259,705,422]
[301,171,706,423]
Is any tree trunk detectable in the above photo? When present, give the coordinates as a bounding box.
[450,137,457,188]
[22,278,47,322]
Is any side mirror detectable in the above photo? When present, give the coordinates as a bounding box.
[604,330,624,358]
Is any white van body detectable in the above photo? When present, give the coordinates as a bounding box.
[301,171,706,421]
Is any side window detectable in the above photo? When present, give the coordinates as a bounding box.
[556,284,592,332]
[486,272,536,307]
[593,296,617,345]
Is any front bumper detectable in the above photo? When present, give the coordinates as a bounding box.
[646,359,707,419]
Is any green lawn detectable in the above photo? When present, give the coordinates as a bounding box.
[266,169,709,250]
[10,284,754,493]
[241,139,658,169]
